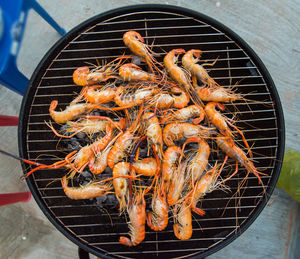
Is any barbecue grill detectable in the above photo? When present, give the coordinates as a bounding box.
[18,4,285,259]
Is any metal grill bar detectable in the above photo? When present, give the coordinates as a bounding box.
[46,57,251,70]
[53,49,244,62]
[72,24,212,37]
[67,33,226,44]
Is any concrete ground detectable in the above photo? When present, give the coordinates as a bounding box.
[0,0,299,258]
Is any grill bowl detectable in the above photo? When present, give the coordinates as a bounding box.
[19,4,284,259]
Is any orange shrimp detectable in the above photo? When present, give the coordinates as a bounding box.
[187,164,220,216]
[162,146,182,190]
[123,31,160,73]
[119,190,146,246]
[183,137,210,185]
[196,86,240,102]
[150,87,190,109]
[71,125,113,172]
[167,161,187,206]
[66,118,110,135]
[163,49,203,106]
[107,130,134,169]
[142,112,163,159]
[83,85,116,104]
[163,49,190,87]
[119,63,158,82]
[46,116,123,139]
[205,102,232,137]
[161,105,205,124]
[61,175,111,200]
[205,102,252,157]
[107,106,143,168]
[163,122,213,146]
[113,162,131,213]
[114,86,157,107]
[173,201,193,240]
[182,49,221,88]
[147,181,169,231]
[73,66,97,86]
[73,56,129,86]
[89,146,111,175]
[216,135,266,184]
[49,99,94,124]
[132,157,158,176]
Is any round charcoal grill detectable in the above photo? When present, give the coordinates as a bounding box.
[19,4,284,259]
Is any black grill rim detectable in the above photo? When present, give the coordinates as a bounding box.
[18,4,285,258]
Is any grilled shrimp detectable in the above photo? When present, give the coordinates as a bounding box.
[113,162,131,213]
[205,102,252,157]
[119,190,146,246]
[114,86,157,107]
[151,87,190,109]
[205,102,232,137]
[83,85,116,104]
[107,107,143,168]
[61,175,111,200]
[72,125,113,172]
[196,86,240,102]
[132,157,158,176]
[216,135,265,184]
[142,112,163,159]
[167,161,187,206]
[162,146,182,190]
[123,31,160,73]
[173,201,193,240]
[187,165,220,216]
[147,181,169,231]
[162,105,205,124]
[163,122,213,146]
[67,125,112,172]
[182,49,221,88]
[119,63,158,82]
[184,137,210,185]
[163,49,190,88]
[163,49,203,106]
[107,130,133,168]
[47,116,124,139]
[73,66,97,86]
[49,100,94,124]
[89,146,111,175]
[73,56,129,86]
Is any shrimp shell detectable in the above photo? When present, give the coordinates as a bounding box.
[182,49,221,88]
[173,201,193,240]
[162,105,205,124]
[163,122,212,146]
[61,176,111,200]
[147,183,169,231]
[196,86,240,102]
[84,86,116,104]
[119,63,157,82]
[49,100,93,124]
[119,191,146,246]
[162,146,182,190]
[107,130,134,168]
[142,112,163,159]
[132,158,158,176]
[113,162,130,213]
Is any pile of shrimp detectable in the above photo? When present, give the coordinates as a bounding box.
[25,30,266,246]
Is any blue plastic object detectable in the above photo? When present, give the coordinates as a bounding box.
[0,0,66,95]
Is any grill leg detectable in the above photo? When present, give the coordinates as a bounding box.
[78,247,90,259]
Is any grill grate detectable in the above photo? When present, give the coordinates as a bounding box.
[20,7,284,259]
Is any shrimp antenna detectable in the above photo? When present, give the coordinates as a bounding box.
[0,149,44,167]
